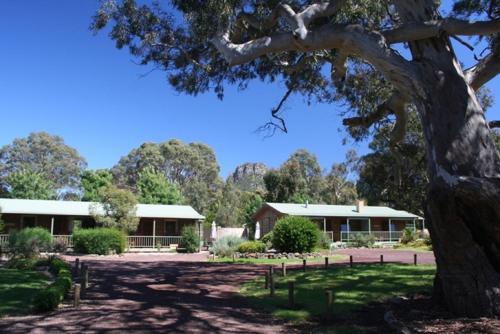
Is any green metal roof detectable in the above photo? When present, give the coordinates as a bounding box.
[0,198,204,220]
[265,202,422,219]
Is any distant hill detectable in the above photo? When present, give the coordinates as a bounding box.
[229,162,267,193]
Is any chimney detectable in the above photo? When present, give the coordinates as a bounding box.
[356,200,365,213]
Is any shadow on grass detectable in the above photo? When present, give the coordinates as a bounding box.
[0,269,50,317]
[240,263,436,323]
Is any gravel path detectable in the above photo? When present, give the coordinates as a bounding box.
[0,249,435,333]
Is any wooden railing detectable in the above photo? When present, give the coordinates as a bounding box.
[127,236,183,249]
[340,231,403,243]
[53,235,73,247]
[0,234,8,248]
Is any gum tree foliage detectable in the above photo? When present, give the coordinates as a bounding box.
[91,185,140,234]
[264,149,324,203]
[323,149,358,205]
[6,168,56,200]
[94,0,500,316]
[0,132,87,197]
[137,166,182,204]
[81,169,113,202]
[111,139,223,214]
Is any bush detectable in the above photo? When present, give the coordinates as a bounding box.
[261,231,273,244]
[73,228,126,255]
[347,233,376,248]
[51,239,67,253]
[180,226,200,253]
[9,227,53,258]
[318,232,332,249]
[272,216,320,253]
[237,241,266,253]
[33,257,72,313]
[212,235,245,257]
[5,257,38,270]
[401,228,417,244]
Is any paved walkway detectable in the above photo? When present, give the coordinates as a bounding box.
[0,249,434,333]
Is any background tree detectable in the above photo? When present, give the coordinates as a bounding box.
[323,150,358,205]
[137,167,182,205]
[112,139,223,214]
[357,113,427,216]
[81,169,113,202]
[264,149,324,203]
[215,180,242,227]
[94,0,500,315]
[92,185,139,234]
[6,168,55,200]
[0,132,87,197]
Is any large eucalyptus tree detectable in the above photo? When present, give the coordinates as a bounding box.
[93,0,500,316]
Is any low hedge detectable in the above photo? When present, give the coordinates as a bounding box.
[237,241,266,253]
[8,227,53,258]
[73,228,126,255]
[33,257,73,313]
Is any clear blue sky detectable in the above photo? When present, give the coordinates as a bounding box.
[1,1,498,177]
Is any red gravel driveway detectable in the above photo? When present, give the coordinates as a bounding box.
[0,249,434,333]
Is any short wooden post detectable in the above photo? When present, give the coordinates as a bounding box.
[282,262,287,277]
[81,264,88,291]
[302,259,307,272]
[324,257,329,269]
[380,254,384,265]
[325,289,334,321]
[269,268,275,297]
[414,253,418,265]
[75,258,80,276]
[74,283,81,307]
[232,253,235,262]
[288,281,295,308]
[264,271,269,289]
[349,255,353,267]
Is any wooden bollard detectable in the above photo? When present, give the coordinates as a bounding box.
[414,253,418,265]
[81,264,88,291]
[232,253,235,262]
[380,254,384,265]
[325,257,329,269]
[302,259,307,272]
[264,271,269,289]
[75,258,80,276]
[325,289,334,320]
[269,270,275,297]
[349,255,353,267]
[282,262,287,277]
[288,281,295,308]
[74,283,81,307]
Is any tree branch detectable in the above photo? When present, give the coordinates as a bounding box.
[464,51,500,90]
[489,120,500,128]
[384,18,500,44]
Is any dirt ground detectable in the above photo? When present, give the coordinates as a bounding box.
[3,249,492,334]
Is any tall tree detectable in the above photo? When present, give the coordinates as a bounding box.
[264,149,324,203]
[91,185,139,234]
[0,132,87,197]
[81,169,113,202]
[6,168,55,200]
[137,167,182,205]
[112,139,222,214]
[94,0,500,315]
[323,150,358,205]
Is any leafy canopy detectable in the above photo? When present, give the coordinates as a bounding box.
[81,169,113,202]
[6,168,55,200]
[137,167,182,204]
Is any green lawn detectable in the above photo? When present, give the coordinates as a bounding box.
[0,268,50,317]
[240,263,435,324]
[210,254,348,265]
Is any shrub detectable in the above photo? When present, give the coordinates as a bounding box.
[318,232,332,249]
[400,228,417,244]
[237,241,266,253]
[261,231,273,245]
[5,257,38,270]
[212,235,244,257]
[73,228,126,255]
[347,233,376,248]
[51,239,67,253]
[180,226,200,253]
[272,216,320,253]
[33,257,72,313]
[9,227,53,258]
